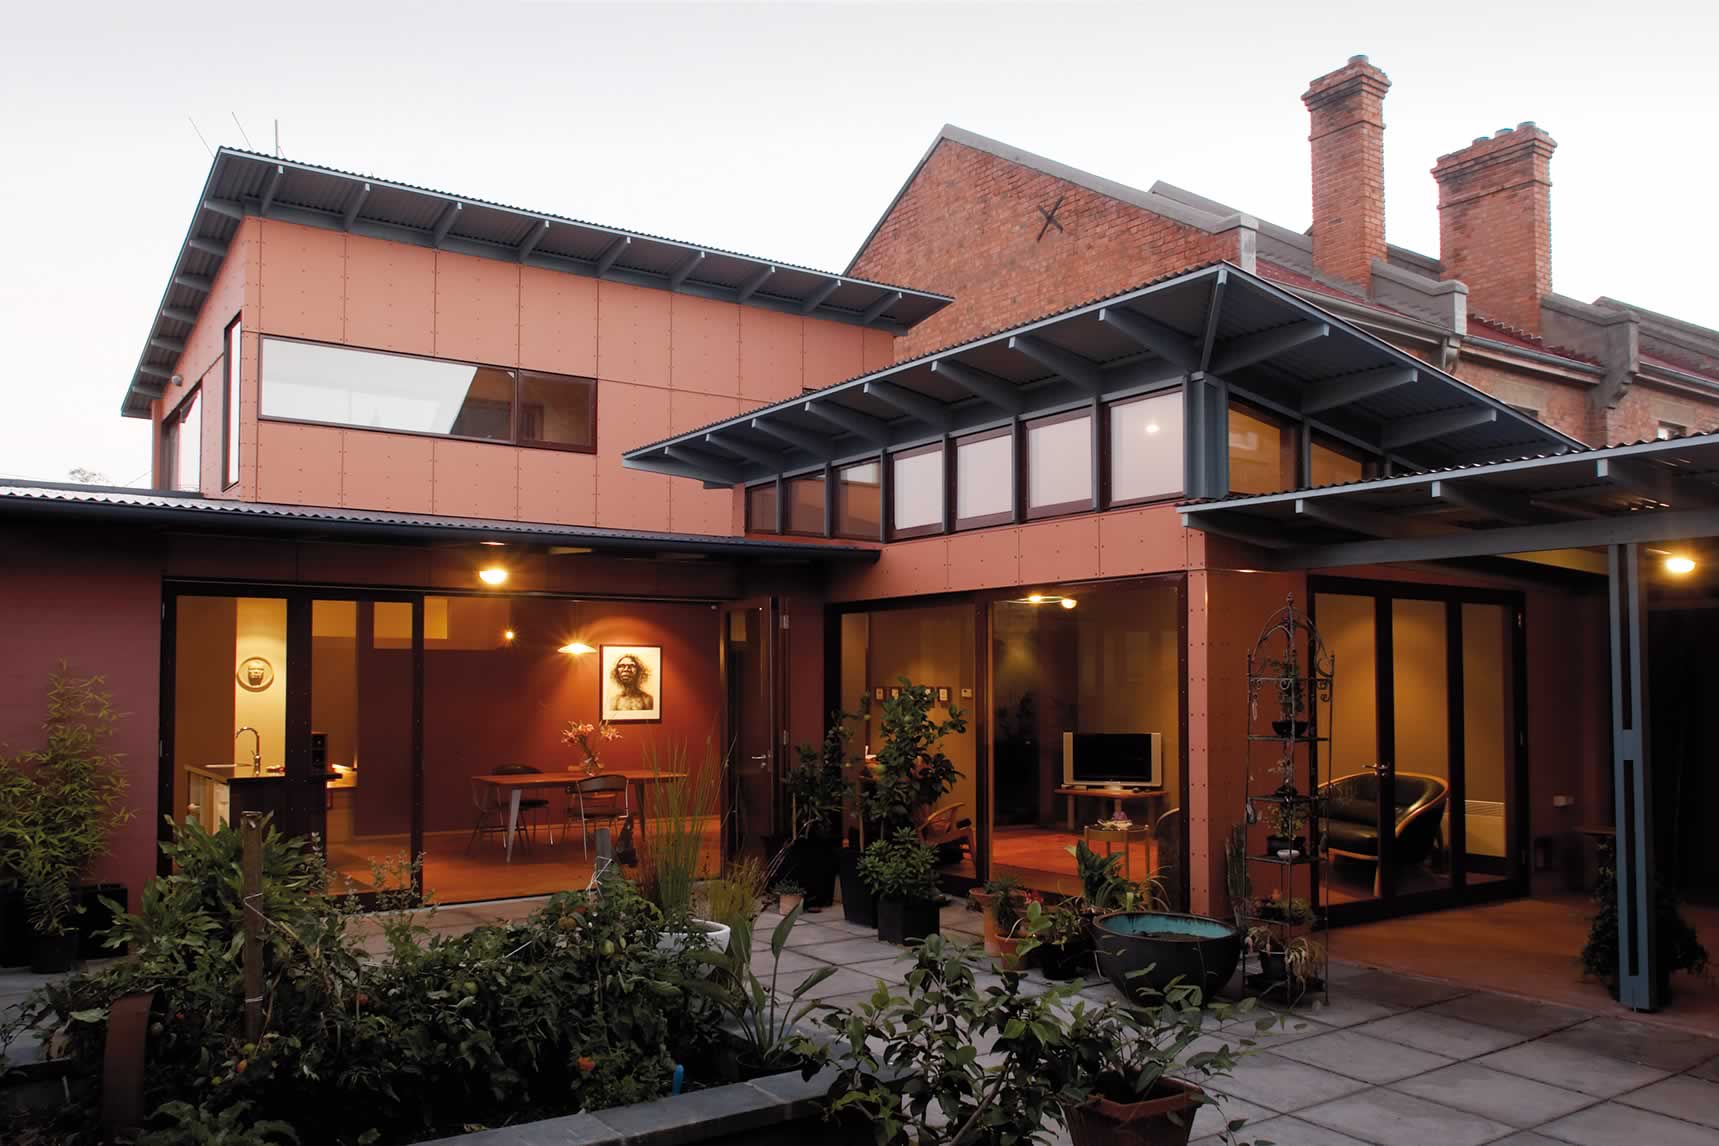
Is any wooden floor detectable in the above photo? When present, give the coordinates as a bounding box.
[1335,892,1719,1036]
[329,821,723,905]
[989,825,1160,895]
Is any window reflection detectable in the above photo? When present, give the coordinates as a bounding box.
[1228,404,1296,496]
[835,461,882,539]
[1026,411,1092,517]
[955,430,1013,529]
[1109,391,1182,503]
[891,445,943,537]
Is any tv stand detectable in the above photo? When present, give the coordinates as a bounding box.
[1054,785,1166,831]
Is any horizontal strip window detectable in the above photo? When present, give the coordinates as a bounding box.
[746,481,779,534]
[1309,434,1379,488]
[954,427,1014,531]
[258,337,596,452]
[1228,400,1297,497]
[1107,390,1182,506]
[1025,408,1093,520]
[784,473,826,536]
[890,443,944,539]
[835,460,882,540]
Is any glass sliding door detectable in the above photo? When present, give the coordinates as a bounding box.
[1313,580,1526,923]
[311,597,420,896]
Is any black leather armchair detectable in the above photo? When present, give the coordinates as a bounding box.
[1320,771,1449,895]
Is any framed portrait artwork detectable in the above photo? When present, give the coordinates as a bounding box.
[601,645,663,723]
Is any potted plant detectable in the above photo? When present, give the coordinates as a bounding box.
[1264,801,1307,858]
[560,717,621,775]
[772,879,805,916]
[687,904,834,1080]
[817,936,1267,1145]
[0,666,133,973]
[1261,655,1309,738]
[1018,896,1095,980]
[858,829,941,945]
[1581,845,1710,1000]
[1061,978,1265,1146]
[1246,928,1324,999]
[637,738,732,957]
[1252,891,1314,927]
[973,874,1028,959]
[780,712,856,908]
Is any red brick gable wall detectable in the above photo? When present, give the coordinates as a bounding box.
[849,139,1238,360]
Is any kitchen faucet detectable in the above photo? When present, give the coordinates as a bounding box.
[235,726,262,776]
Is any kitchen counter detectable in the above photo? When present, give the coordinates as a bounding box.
[183,763,356,832]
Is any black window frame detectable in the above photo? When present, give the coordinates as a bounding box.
[888,442,947,540]
[745,480,781,534]
[833,458,884,540]
[222,315,242,490]
[782,472,827,537]
[952,426,1016,532]
[255,335,599,455]
[162,383,204,493]
[1103,388,1185,509]
[1021,407,1096,521]
[1226,399,1299,498]
[1308,432,1380,489]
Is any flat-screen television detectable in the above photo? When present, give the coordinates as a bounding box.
[1062,732,1162,789]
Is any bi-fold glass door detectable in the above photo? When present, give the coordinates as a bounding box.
[1312,579,1526,923]
[163,584,423,906]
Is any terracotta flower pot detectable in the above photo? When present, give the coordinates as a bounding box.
[1065,1078,1205,1146]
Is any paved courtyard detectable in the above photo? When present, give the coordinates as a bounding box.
[8,898,1718,1144]
[758,904,1719,1146]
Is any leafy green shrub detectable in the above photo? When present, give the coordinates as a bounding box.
[863,681,965,834]
[138,1101,298,1145]
[21,821,723,1144]
[1581,847,1710,994]
[0,665,133,934]
[786,711,857,839]
[636,738,723,918]
[858,829,939,903]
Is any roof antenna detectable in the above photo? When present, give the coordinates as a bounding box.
[230,112,254,151]
[186,116,214,158]
[274,119,281,158]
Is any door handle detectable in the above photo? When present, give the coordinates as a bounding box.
[750,754,770,770]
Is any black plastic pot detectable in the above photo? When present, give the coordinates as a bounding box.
[0,885,30,968]
[837,847,877,928]
[1094,912,1242,1004]
[1040,937,1097,980]
[876,897,939,945]
[30,929,79,974]
[781,837,839,909]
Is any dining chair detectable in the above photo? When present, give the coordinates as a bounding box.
[491,763,552,849]
[566,774,630,859]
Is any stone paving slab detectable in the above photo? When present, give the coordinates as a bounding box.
[1542,1015,1719,1072]
[1210,1050,1372,1113]
[1615,1073,1719,1130]
[1270,1026,1455,1084]
[1475,1037,1670,1098]
[1389,1061,1594,1129]
[1196,1113,1373,1145]
[1353,1008,1527,1059]
[789,936,905,965]
[1297,1086,1515,1146]
[1337,968,1471,1010]
[1536,1101,1719,1145]
[1691,1054,1719,1083]
[1423,990,1593,1038]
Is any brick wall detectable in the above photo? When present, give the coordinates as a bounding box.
[848,139,1237,359]
[1448,356,1591,444]
[1434,125,1557,336]
[1302,56,1390,288]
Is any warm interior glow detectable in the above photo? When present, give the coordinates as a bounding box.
[503,630,516,641]
[478,567,508,586]
[1144,422,1160,435]
[558,641,596,655]
[1665,555,1697,575]
[1059,597,1077,609]
[480,540,506,547]
[1026,593,1045,604]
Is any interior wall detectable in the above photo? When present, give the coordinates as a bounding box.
[232,598,287,766]
[173,597,238,823]
[311,600,359,768]
[390,597,722,837]
[863,603,978,829]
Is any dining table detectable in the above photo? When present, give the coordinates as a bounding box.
[470,767,688,862]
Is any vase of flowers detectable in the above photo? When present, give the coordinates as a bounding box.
[561,719,620,775]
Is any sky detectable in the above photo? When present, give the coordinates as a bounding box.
[3,0,1715,486]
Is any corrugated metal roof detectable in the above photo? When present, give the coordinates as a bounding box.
[122,148,953,418]
[1180,428,1719,562]
[0,480,877,562]
[623,261,1583,487]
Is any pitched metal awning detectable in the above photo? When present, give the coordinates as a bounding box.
[622,262,1581,488]
[122,148,952,418]
[1181,431,1719,568]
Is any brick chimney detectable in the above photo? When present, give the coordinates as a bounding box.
[1432,123,1557,334]
[1302,55,1391,288]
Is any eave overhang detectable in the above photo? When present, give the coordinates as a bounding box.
[624,261,1581,487]
[121,148,952,419]
[1181,431,1719,569]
